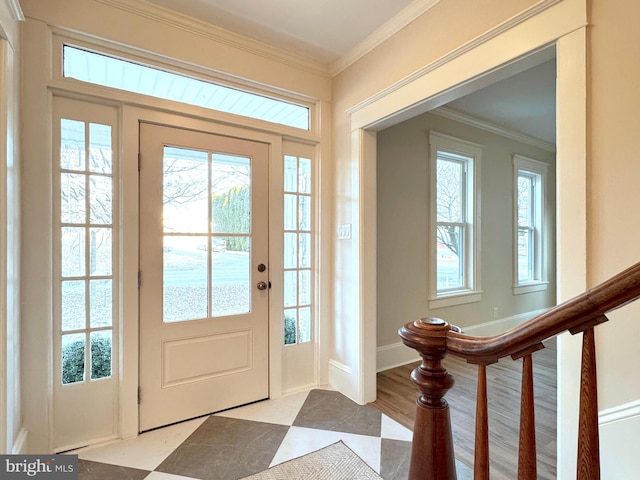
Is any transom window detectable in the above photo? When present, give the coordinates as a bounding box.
[62,45,310,130]
[428,131,483,308]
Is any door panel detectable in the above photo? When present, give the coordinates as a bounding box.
[139,123,269,431]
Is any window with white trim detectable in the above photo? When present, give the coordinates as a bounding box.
[428,131,483,308]
[513,155,548,294]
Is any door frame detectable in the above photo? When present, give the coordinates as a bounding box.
[120,107,285,439]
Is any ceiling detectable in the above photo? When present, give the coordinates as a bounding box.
[143,0,556,146]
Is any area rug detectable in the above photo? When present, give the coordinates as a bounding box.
[239,441,382,480]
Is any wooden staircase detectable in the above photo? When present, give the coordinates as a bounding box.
[399,261,640,479]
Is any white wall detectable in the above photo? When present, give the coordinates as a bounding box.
[0,0,23,455]
[376,111,556,351]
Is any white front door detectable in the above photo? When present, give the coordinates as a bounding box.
[139,123,270,431]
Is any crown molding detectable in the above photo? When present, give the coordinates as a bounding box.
[5,0,24,21]
[347,0,565,114]
[432,106,556,152]
[94,0,331,78]
[331,0,441,77]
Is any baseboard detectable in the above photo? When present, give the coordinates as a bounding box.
[328,359,358,402]
[376,308,550,372]
[599,399,640,478]
[12,427,28,454]
[462,308,549,337]
[376,342,420,372]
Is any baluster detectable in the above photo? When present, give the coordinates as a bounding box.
[577,327,600,480]
[399,318,457,480]
[474,364,489,480]
[515,349,540,480]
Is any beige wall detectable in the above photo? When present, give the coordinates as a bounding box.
[376,111,556,347]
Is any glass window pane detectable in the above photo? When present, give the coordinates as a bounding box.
[64,46,310,130]
[212,237,250,316]
[299,269,311,306]
[62,333,85,384]
[299,157,311,194]
[61,227,86,277]
[89,123,112,173]
[436,225,464,290]
[212,154,251,234]
[61,119,85,171]
[298,307,311,343]
[90,279,112,328]
[89,175,112,224]
[90,330,112,380]
[436,158,463,223]
[284,156,298,192]
[62,280,85,331]
[164,236,208,322]
[299,233,311,268]
[518,228,534,282]
[284,194,297,231]
[299,195,310,231]
[163,147,209,234]
[284,309,297,345]
[284,233,298,269]
[517,175,533,227]
[284,270,297,307]
[61,173,86,223]
[90,227,112,276]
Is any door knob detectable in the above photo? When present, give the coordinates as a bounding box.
[257,281,268,291]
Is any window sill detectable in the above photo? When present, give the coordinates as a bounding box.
[429,290,483,309]
[513,281,548,295]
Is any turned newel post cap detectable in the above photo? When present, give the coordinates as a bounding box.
[398,317,454,352]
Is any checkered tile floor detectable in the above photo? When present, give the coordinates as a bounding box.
[73,389,417,480]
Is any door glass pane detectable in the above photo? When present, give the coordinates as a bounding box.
[299,269,311,306]
[299,195,310,230]
[299,233,311,268]
[298,157,311,194]
[284,233,298,268]
[62,280,85,331]
[284,155,297,192]
[60,119,85,171]
[90,227,112,276]
[163,147,209,234]
[212,237,250,316]
[62,333,85,384]
[90,330,112,380]
[284,309,297,345]
[61,173,86,223]
[298,307,311,343]
[90,279,112,328]
[89,175,113,224]
[436,225,464,290]
[284,194,297,230]
[284,270,297,307]
[89,123,112,173]
[211,153,251,234]
[61,227,86,277]
[164,236,208,322]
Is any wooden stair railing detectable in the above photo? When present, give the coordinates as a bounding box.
[399,261,640,480]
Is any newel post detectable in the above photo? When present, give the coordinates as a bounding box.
[399,317,458,480]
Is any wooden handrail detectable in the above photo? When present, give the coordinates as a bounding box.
[399,260,640,479]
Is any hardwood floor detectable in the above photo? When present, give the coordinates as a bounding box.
[370,338,557,479]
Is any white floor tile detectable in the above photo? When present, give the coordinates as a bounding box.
[380,414,413,441]
[215,390,310,426]
[76,416,208,471]
[270,426,382,473]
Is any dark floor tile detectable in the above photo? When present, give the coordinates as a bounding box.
[78,459,150,480]
[380,438,411,480]
[292,389,382,437]
[156,415,289,480]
